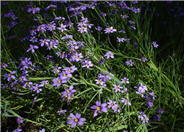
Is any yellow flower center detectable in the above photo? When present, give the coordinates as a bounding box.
[8,74,11,77]
[67,90,70,94]
[63,74,66,76]
[65,95,68,98]
[111,103,114,106]
[68,68,71,72]
[58,80,61,83]
[74,118,78,122]
[97,106,101,111]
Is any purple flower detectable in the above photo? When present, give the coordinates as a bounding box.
[39,39,49,47]
[56,51,67,59]
[152,41,159,48]
[62,86,76,100]
[39,129,45,132]
[91,101,108,117]
[1,63,8,69]
[101,12,106,17]
[157,109,164,114]
[52,77,67,87]
[16,117,23,124]
[69,45,79,52]
[23,81,33,88]
[82,60,93,68]
[58,109,67,115]
[63,66,77,73]
[121,77,129,84]
[125,59,134,66]
[52,66,62,74]
[121,88,128,95]
[47,40,59,50]
[147,100,153,108]
[18,76,27,83]
[27,45,39,53]
[120,98,131,106]
[45,4,57,10]
[121,15,129,19]
[19,57,32,70]
[59,71,72,80]
[71,53,83,62]
[4,71,16,81]
[13,128,22,132]
[57,24,67,32]
[107,100,120,113]
[145,92,156,101]
[78,26,88,33]
[135,83,148,97]
[104,51,114,59]
[47,22,56,31]
[118,29,126,34]
[39,80,48,87]
[37,24,47,33]
[138,112,149,124]
[112,84,122,93]
[95,26,102,31]
[32,84,42,93]
[111,104,120,113]
[95,79,106,87]
[130,25,136,30]
[61,34,73,40]
[67,113,86,128]
[104,27,117,34]
[8,21,18,29]
[29,36,38,43]
[98,72,112,82]
[154,114,160,121]
[140,56,147,62]
[98,57,105,65]
[117,37,130,43]
[27,7,40,14]
[4,12,18,20]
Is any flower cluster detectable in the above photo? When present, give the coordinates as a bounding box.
[107,100,120,113]
[138,112,149,124]
[77,17,93,33]
[95,72,113,87]
[62,86,76,100]
[134,82,148,97]
[52,66,77,87]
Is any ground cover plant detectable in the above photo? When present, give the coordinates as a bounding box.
[1,1,184,132]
